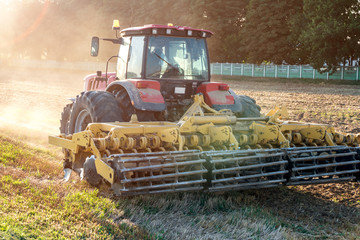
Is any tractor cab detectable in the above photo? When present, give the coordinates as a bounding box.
[89,22,242,121]
[91,23,212,101]
[119,26,211,81]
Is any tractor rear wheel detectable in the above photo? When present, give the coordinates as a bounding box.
[67,91,123,185]
[112,88,157,121]
[59,103,72,134]
[68,91,123,134]
[60,103,73,170]
[237,95,261,117]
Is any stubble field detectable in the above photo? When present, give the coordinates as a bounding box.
[0,66,359,239]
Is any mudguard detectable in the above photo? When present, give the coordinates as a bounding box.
[196,82,242,113]
[106,79,166,112]
[83,72,116,91]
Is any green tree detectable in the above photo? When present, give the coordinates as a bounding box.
[239,0,303,64]
[188,0,249,62]
[96,0,250,62]
[299,0,360,72]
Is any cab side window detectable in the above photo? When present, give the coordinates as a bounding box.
[127,36,145,78]
[117,37,130,80]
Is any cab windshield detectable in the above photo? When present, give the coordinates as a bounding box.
[145,36,209,80]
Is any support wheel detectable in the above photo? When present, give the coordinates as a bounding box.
[83,156,102,186]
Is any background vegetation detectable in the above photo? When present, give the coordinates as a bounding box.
[0,0,359,72]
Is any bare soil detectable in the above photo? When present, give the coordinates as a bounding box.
[0,67,359,239]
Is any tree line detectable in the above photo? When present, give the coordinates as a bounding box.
[0,0,359,72]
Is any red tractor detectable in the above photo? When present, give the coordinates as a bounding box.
[60,23,260,135]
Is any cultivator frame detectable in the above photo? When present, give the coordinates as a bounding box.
[49,95,360,196]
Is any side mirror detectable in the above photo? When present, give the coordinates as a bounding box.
[90,36,99,57]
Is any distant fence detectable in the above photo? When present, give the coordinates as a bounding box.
[5,59,360,81]
[210,63,360,81]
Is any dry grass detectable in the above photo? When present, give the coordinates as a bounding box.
[113,193,289,239]
[0,135,62,178]
[108,186,360,239]
[0,135,153,239]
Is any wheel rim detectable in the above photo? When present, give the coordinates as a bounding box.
[74,109,92,132]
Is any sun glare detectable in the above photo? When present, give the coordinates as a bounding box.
[0,0,10,5]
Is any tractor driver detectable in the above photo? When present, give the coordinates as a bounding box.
[146,38,183,78]
[146,39,168,78]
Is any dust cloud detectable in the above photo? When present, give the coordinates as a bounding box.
[0,1,116,63]
[0,67,85,145]
[0,1,116,146]
[0,0,115,146]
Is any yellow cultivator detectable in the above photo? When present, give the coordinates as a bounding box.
[49,95,360,196]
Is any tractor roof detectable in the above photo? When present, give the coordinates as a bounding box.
[120,24,213,38]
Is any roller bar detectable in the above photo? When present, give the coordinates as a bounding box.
[106,146,359,196]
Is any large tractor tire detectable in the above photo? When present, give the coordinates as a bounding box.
[67,91,123,186]
[59,103,72,134]
[59,103,73,170]
[237,95,261,118]
[68,91,123,134]
[112,88,157,121]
